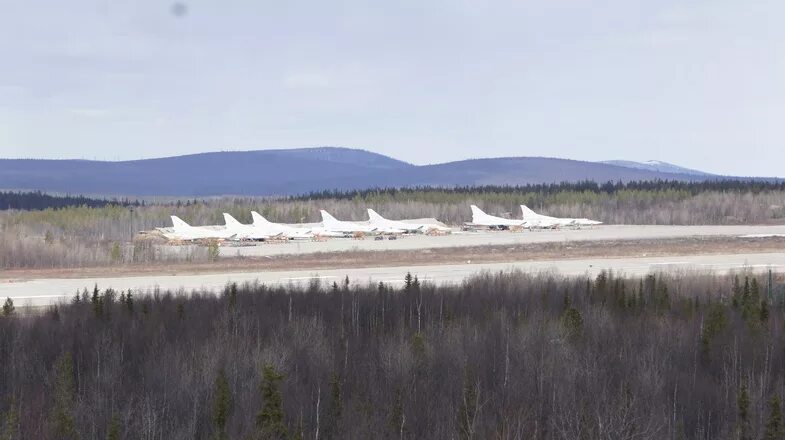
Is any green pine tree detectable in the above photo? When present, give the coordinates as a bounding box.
[701,303,728,359]
[1,298,14,317]
[412,332,426,363]
[404,272,413,292]
[561,306,583,341]
[2,394,19,440]
[675,421,686,440]
[456,370,478,440]
[324,373,343,440]
[125,291,134,314]
[256,364,288,440]
[765,394,784,440]
[52,353,79,440]
[106,413,120,440]
[228,283,238,309]
[738,382,751,440]
[388,387,405,439]
[213,369,232,440]
[761,300,771,323]
[110,242,122,264]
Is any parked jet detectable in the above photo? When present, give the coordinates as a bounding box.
[518,206,570,228]
[469,205,527,230]
[250,211,319,239]
[320,210,378,235]
[223,213,284,240]
[158,216,236,241]
[520,205,602,227]
[367,209,451,234]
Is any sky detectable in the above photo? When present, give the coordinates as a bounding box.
[0,0,783,176]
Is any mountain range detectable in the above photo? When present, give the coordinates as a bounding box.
[0,147,747,197]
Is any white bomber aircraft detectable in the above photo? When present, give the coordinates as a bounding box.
[223,213,285,240]
[367,209,451,234]
[469,205,527,230]
[319,210,378,235]
[521,205,602,227]
[250,211,319,239]
[158,216,237,241]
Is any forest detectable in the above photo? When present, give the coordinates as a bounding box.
[1,180,784,269]
[0,191,137,211]
[1,269,784,439]
[293,180,785,201]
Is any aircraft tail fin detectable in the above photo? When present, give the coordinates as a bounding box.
[171,216,190,230]
[470,205,488,222]
[251,211,273,227]
[520,205,538,218]
[223,213,243,228]
[320,210,340,226]
[367,208,385,222]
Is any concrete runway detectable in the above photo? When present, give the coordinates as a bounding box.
[3,252,784,307]
[218,224,785,257]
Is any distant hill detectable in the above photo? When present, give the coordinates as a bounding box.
[601,160,713,176]
[0,147,747,196]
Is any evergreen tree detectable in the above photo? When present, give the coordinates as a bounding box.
[1,298,14,317]
[404,272,413,292]
[177,302,185,320]
[741,277,752,318]
[701,303,728,359]
[738,382,751,440]
[125,290,134,314]
[765,394,784,440]
[752,278,761,304]
[324,373,343,440]
[228,283,238,309]
[106,413,120,440]
[207,240,220,262]
[212,369,232,440]
[91,284,103,318]
[110,242,122,264]
[761,300,771,323]
[2,394,19,440]
[675,421,686,440]
[456,370,478,440]
[561,306,583,341]
[52,353,78,440]
[732,275,742,308]
[256,364,288,440]
[412,332,426,363]
[388,387,405,439]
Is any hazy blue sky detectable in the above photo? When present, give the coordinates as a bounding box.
[1,0,783,176]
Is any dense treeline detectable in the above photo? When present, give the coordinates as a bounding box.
[294,179,785,201]
[1,270,784,439]
[0,191,138,211]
